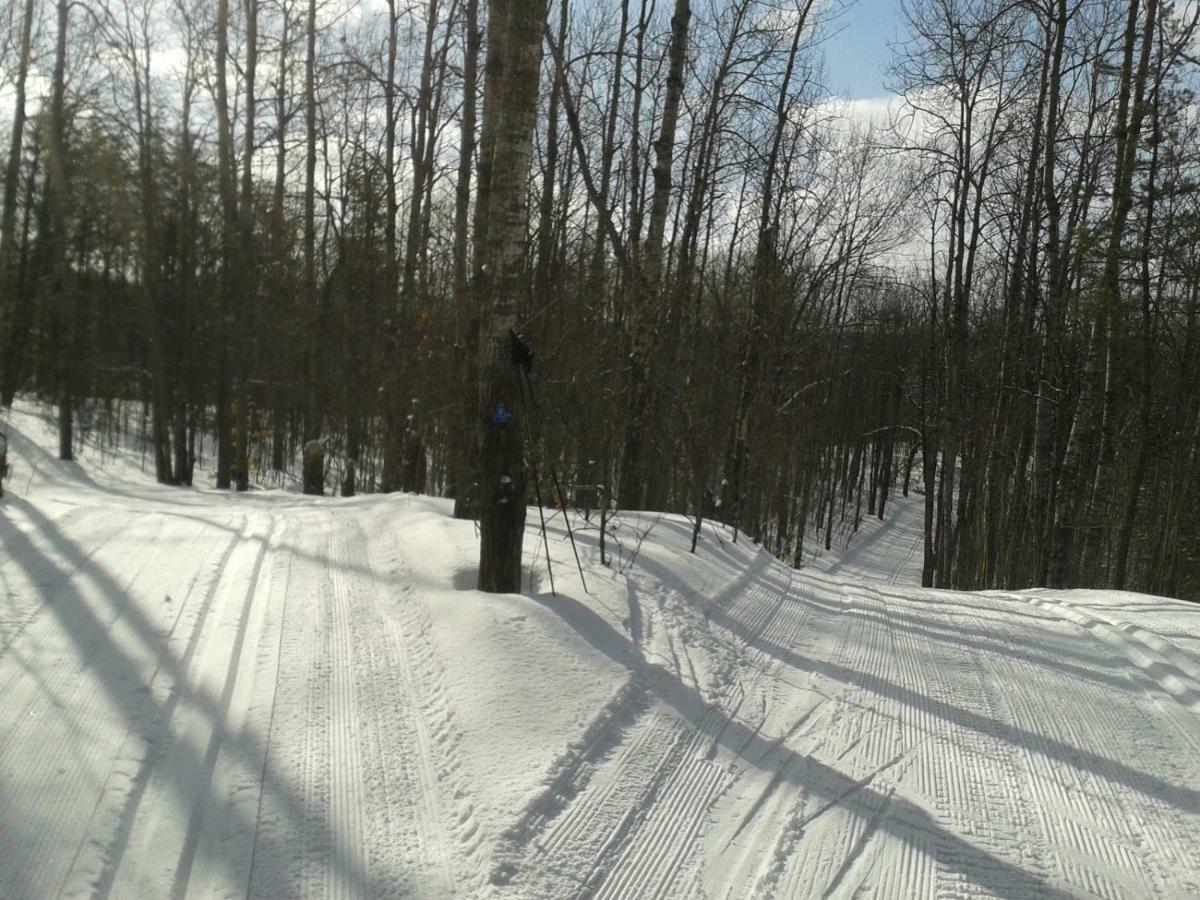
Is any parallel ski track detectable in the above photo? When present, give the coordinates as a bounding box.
[485,680,667,897]
[986,596,1169,897]
[0,504,99,655]
[326,517,372,898]
[722,572,890,899]
[242,516,347,897]
[586,558,803,898]
[784,582,1200,899]
[592,707,727,900]
[888,527,923,585]
[246,509,474,899]
[534,711,677,864]
[993,592,1200,897]
[501,539,1200,900]
[1022,594,1200,713]
[822,502,923,587]
[770,580,912,899]
[0,510,225,898]
[497,554,805,899]
[85,513,257,900]
[166,512,281,900]
[376,518,474,897]
[0,509,206,703]
[7,452,1199,900]
[764,580,1061,899]
[906,597,1042,899]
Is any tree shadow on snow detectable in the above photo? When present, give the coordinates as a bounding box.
[0,496,387,898]
[532,560,1198,898]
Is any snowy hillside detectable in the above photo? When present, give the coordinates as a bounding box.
[1,399,1199,899]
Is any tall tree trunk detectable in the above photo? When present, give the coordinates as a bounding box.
[385,0,399,290]
[589,0,629,294]
[402,0,441,308]
[1114,56,1164,588]
[214,0,239,487]
[377,0,402,492]
[1050,0,1157,586]
[129,8,174,485]
[48,0,73,461]
[0,0,36,407]
[726,0,812,533]
[535,0,569,302]
[985,3,1053,585]
[476,0,548,592]
[303,0,320,445]
[619,0,691,510]
[174,16,201,488]
[234,0,259,492]
[452,0,481,519]
[270,3,291,474]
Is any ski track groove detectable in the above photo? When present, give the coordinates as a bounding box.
[0,511,186,718]
[493,556,788,898]
[82,517,251,900]
[305,525,336,898]
[0,512,223,898]
[582,559,799,899]
[968,594,1187,896]
[736,574,876,899]
[0,505,100,657]
[537,709,671,858]
[502,701,685,898]
[327,516,370,899]
[168,512,280,900]
[244,518,336,898]
[595,755,725,900]
[237,522,297,900]
[2,518,194,879]
[1023,594,1200,714]
[248,511,471,899]
[5,424,1200,900]
[777,583,906,899]
[375,514,475,897]
[888,526,922,585]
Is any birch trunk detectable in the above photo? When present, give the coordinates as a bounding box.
[476,0,548,592]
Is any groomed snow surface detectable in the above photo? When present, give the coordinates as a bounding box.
[2,399,1199,900]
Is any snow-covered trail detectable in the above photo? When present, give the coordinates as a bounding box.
[495,544,1200,899]
[0,408,494,898]
[2,401,1200,899]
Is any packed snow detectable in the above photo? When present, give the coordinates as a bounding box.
[1,399,1199,899]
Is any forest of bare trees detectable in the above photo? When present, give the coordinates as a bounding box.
[0,0,1197,599]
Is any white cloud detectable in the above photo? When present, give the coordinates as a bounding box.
[149,45,188,80]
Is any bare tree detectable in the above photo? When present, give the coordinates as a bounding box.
[48,0,74,460]
[618,0,691,511]
[0,0,37,407]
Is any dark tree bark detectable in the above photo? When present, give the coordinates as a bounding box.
[214,0,239,487]
[476,0,548,593]
[0,0,37,408]
[1050,0,1158,586]
[451,0,481,519]
[303,0,319,443]
[48,0,73,461]
[619,0,691,511]
[270,0,292,475]
[726,0,813,533]
[234,0,259,492]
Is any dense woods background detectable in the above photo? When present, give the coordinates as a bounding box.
[0,0,1198,599]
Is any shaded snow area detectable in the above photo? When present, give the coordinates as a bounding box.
[2,400,1200,899]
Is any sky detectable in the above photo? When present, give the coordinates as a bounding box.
[821,0,905,100]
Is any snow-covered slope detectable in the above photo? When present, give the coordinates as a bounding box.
[806,493,927,585]
[2,399,1199,899]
